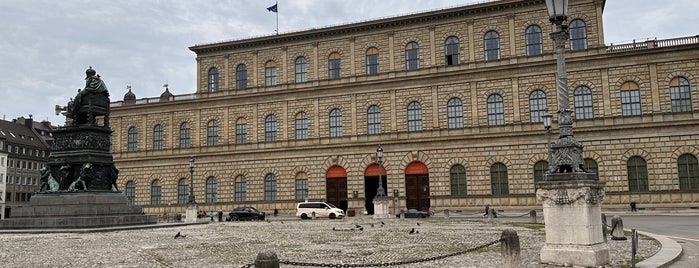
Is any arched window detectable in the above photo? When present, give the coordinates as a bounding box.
[179,122,191,148]
[584,158,599,175]
[447,98,464,129]
[405,42,420,70]
[295,172,309,200]
[328,52,341,79]
[366,47,379,75]
[127,126,138,152]
[235,118,247,144]
[529,90,547,123]
[487,94,505,126]
[533,160,549,186]
[450,164,467,196]
[484,31,500,61]
[367,105,381,135]
[490,163,509,195]
[265,115,277,142]
[235,175,247,202]
[208,67,219,92]
[621,82,641,116]
[670,77,692,112]
[569,19,588,51]
[525,25,543,56]
[678,154,699,190]
[207,120,219,146]
[152,124,164,150]
[445,36,460,65]
[150,179,161,205]
[407,101,423,132]
[264,173,277,201]
[178,178,188,204]
[265,61,277,86]
[627,156,649,192]
[295,57,308,83]
[206,176,217,204]
[125,181,135,205]
[295,112,309,140]
[329,108,343,137]
[236,64,247,89]
[574,86,594,119]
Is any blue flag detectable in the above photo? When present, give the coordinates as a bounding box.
[267,4,277,13]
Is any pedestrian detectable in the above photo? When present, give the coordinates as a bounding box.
[217,211,223,222]
[630,202,637,212]
[483,204,490,217]
[209,211,214,222]
[274,208,279,217]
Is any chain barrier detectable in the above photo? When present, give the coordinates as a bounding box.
[277,238,503,267]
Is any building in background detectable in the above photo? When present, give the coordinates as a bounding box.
[0,151,7,219]
[0,115,52,217]
[110,0,699,215]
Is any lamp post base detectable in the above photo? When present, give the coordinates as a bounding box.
[372,196,390,219]
[185,204,199,223]
[536,179,610,267]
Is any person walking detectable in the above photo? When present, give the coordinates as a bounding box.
[209,211,214,222]
[483,204,490,217]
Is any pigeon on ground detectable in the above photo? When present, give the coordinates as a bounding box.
[416,222,420,226]
[381,221,385,226]
[333,227,336,231]
[355,224,362,229]
[281,221,284,224]
[409,228,415,234]
[371,223,375,228]
[174,232,187,239]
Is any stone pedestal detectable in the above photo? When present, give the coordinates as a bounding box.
[536,176,610,267]
[0,192,157,229]
[185,204,199,223]
[373,196,390,219]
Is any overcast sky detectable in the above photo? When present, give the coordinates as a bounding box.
[1,0,697,126]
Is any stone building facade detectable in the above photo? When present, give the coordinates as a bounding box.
[110,0,699,215]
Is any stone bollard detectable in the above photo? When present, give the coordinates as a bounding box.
[255,250,280,268]
[400,210,405,219]
[529,210,537,223]
[501,229,521,268]
[487,209,494,222]
[444,209,450,219]
[311,211,316,220]
[611,215,627,240]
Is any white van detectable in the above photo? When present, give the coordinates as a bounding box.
[295,202,345,219]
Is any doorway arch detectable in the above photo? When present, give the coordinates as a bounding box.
[405,162,430,211]
[325,165,348,211]
[363,163,387,215]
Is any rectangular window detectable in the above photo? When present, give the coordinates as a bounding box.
[329,59,341,79]
[295,179,308,200]
[235,124,248,144]
[265,67,277,86]
[366,54,379,75]
[621,90,641,116]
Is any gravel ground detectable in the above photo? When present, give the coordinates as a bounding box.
[0,217,659,268]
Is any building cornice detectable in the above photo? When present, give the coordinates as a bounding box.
[188,0,545,55]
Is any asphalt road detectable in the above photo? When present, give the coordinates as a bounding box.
[621,215,699,268]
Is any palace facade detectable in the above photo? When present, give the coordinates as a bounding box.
[110,0,699,215]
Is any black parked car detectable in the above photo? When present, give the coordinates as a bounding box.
[396,209,430,218]
[228,207,266,221]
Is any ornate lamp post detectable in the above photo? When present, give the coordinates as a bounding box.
[542,112,553,164]
[538,1,609,266]
[375,145,385,197]
[187,158,196,204]
[545,0,586,175]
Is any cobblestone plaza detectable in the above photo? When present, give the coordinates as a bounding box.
[0,216,658,267]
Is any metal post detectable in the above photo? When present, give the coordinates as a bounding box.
[187,158,196,204]
[631,229,638,268]
[376,145,385,197]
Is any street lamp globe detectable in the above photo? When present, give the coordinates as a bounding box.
[542,113,553,129]
[376,145,383,160]
[545,0,569,25]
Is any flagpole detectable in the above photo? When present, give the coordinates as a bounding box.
[275,0,279,35]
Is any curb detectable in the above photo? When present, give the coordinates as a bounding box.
[635,231,683,268]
